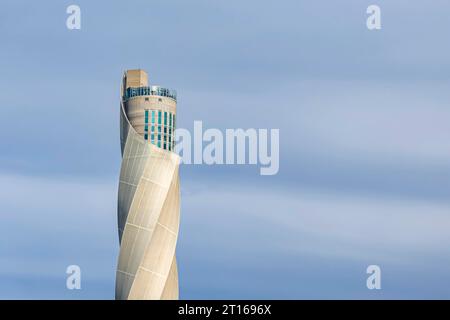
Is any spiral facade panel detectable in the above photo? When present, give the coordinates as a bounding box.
[115,70,180,300]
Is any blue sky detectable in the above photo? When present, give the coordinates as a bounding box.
[1,0,450,299]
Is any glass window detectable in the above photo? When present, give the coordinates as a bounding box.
[169,113,172,126]
[164,112,167,125]
[144,133,148,140]
[158,111,161,124]
[152,110,155,123]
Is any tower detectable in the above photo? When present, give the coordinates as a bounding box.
[116,69,180,299]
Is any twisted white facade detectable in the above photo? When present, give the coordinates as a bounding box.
[116,70,180,300]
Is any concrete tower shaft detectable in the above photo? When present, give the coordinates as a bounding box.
[116,69,180,300]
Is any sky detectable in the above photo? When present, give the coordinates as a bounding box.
[1,0,450,299]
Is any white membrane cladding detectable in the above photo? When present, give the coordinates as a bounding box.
[116,96,180,300]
